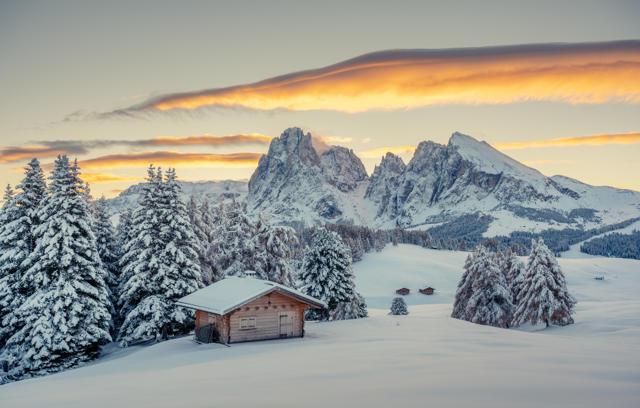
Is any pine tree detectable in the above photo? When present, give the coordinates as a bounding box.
[254,215,297,287]
[2,156,111,377]
[329,292,367,320]
[0,159,46,350]
[118,168,202,345]
[156,169,202,333]
[219,199,257,277]
[115,208,134,250]
[299,227,355,320]
[505,250,526,306]
[390,297,408,315]
[512,238,576,328]
[207,202,227,283]
[451,249,478,320]
[0,185,19,349]
[118,166,164,338]
[465,249,512,328]
[187,196,212,285]
[92,196,121,331]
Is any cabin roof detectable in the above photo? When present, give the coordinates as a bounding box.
[175,276,327,315]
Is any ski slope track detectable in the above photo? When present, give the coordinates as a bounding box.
[2,245,639,408]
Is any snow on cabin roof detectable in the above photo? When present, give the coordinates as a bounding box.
[175,276,326,315]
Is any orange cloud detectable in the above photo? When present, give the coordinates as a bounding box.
[80,172,144,184]
[69,151,262,170]
[145,133,273,146]
[0,146,72,163]
[359,145,416,159]
[493,132,640,150]
[112,40,640,115]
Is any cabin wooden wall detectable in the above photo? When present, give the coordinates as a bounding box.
[195,310,227,343]
[227,292,307,343]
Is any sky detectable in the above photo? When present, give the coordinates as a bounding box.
[1,0,639,197]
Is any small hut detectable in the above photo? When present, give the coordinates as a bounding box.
[176,277,326,344]
[419,287,435,295]
[396,288,410,296]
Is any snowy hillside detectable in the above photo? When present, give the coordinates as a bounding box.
[3,245,639,407]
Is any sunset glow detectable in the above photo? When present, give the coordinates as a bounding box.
[493,131,640,149]
[41,151,263,171]
[117,41,640,115]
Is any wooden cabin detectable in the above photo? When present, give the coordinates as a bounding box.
[396,288,410,296]
[419,287,435,295]
[176,277,326,344]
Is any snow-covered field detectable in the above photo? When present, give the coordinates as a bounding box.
[2,245,639,407]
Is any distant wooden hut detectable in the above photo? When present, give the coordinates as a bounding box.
[396,288,410,296]
[419,287,435,295]
[176,277,326,344]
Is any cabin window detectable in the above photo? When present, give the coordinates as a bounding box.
[239,317,256,329]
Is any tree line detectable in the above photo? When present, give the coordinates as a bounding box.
[452,238,576,328]
[0,157,368,381]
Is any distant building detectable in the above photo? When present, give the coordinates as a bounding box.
[396,288,410,295]
[419,287,435,295]
[176,277,326,344]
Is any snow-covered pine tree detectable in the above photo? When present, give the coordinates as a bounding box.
[118,168,202,345]
[207,202,227,283]
[115,208,134,249]
[187,196,211,285]
[328,292,367,320]
[505,250,526,306]
[356,293,368,318]
[2,155,111,377]
[197,199,218,284]
[0,159,46,350]
[512,238,576,328]
[299,227,355,320]
[390,296,408,315]
[156,168,202,335]
[254,215,297,287]
[465,247,513,328]
[0,185,19,349]
[117,166,164,340]
[92,196,121,331]
[451,248,479,320]
[219,199,257,278]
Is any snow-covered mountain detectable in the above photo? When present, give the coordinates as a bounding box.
[246,128,640,234]
[247,127,372,228]
[106,127,640,236]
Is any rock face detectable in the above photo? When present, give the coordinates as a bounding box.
[365,152,406,217]
[247,127,369,227]
[321,146,368,192]
[370,132,583,227]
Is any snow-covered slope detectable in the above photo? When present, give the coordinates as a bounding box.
[4,245,640,407]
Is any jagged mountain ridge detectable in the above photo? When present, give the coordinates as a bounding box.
[247,127,370,228]
[245,128,640,234]
[106,127,640,236]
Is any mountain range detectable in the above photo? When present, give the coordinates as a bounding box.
[107,127,640,236]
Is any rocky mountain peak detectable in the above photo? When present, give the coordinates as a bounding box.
[321,146,368,192]
[264,127,320,167]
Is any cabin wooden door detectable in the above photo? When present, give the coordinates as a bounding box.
[279,313,294,338]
